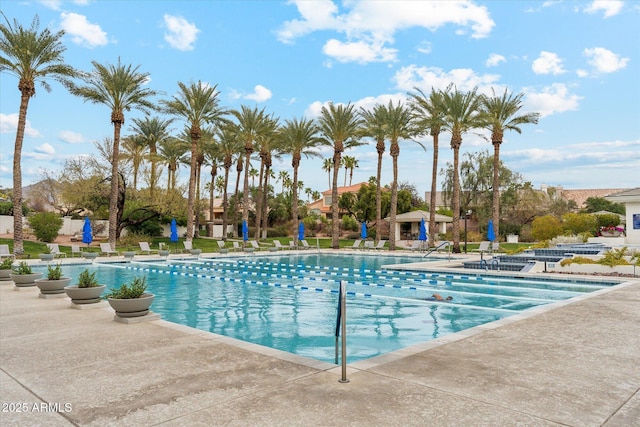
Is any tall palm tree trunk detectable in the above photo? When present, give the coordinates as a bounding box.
[255,161,265,239]
[242,144,252,246]
[186,133,199,241]
[108,114,124,247]
[12,90,32,255]
[375,141,384,244]
[492,141,501,239]
[209,166,216,237]
[292,154,301,244]
[222,166,231,239]
[261,164,270,237]
[451,140,462,253]
[149,146,158,202]
[234,155,243,238]
[389,143,399,250]
[428,133,439,248]
[331,151,342,249]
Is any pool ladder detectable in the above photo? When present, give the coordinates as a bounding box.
[480,258,500,271]
[423,241,451,258]
[335,280,348,383]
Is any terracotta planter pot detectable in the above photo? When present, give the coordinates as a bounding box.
[107,293,154,318]
[64,284,106,304]
[35,277,72,294]
[10,272,44,287]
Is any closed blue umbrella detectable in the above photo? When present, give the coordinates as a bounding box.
[487,219,496,242]
[419,218,428,242]
[82,217,92,245]
[242,220,249,241]
[360,222,367,239]
[170,218,178,242]
[298,222,305,241]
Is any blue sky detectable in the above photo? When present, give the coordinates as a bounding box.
[1,0,639,200]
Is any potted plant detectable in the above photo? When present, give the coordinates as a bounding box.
[105,276,154,318]
[83,247,99,260]
[10,261,44,287]
[158,242,170,257]
[64,268,106,304]
[38,245,54,261]
[122,246,136,260]
[0,258,14,281]
[35,263,72,295]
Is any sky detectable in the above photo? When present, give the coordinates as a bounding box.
[1,0,639,201]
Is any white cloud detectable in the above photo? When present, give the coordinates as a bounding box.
[34,143,55,155]
[244,85,272,103]
[163,14,199,51]
[38,0,62,10]
[277,0,494,64]
[583,1,623,18]
[583,47,629,74]
[486,53,505,67]
[392,65,501,94]
[59,130,85,144]
[416,41,432,55]
[60,12,108,48]
[532,51,565,75]
[523,83,582,118]
[323,39,397,63]
[0,113,41,137]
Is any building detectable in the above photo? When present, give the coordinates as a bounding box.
[385,210,453,241]
[606,188,640,245]
[307,182,367,218]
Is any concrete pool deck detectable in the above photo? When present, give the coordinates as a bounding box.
[1,254,639,426]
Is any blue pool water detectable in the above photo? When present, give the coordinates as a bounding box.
[49,254,618,364]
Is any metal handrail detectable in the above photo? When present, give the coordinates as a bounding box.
[480,259,488,271]
[335,280,348,383]
[491,258,500,271]
[423,241,451,258]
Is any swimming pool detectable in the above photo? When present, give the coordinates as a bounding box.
[52,254,619,364]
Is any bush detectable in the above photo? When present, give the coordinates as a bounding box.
[47,264,63,280]
[105,276,147,299]
[77,269,99,288]
[341,215,359,232]
[562,213,597,235]
[27,212,63,242]
[531,215,563,241]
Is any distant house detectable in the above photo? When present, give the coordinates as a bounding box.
[606,188,640,245]
[307,182,367,219]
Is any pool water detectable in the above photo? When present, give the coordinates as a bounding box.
[50,254,618,364]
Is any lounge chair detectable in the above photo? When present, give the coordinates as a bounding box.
[299,240,311,250]
[409,240,423,251]
[217,241,229,254]
[46,243,67,258]
[71,245,83,258]
[0,244,15,260]
[473,241,491,254]
[374,240,387,250]
[272,240,288,251]
[348,239,362,250]
[183,241,193,252]
[492,242,500,253]
[363,241,374,250]
[289,241,297,249]
[100,243,119,257]
[139,242,158,255]
[232,241,241,252]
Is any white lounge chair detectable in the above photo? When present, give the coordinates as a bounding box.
[46,243,67,258]
[0,244,15,260]
[217,241,229,253]
[491,242,500,253]
[71,245,83,258]
[409,240,423,251]
[473,241,491,254]
[299,240,311,250]
[273,240,288,251]
[363,241,374,250]
[139,242,158,254]
[374,240,387,250]
[349,239,362,250]
[100,243,119,257]
[183,241,193,252]
[232,241,241,252]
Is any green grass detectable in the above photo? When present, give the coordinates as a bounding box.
[0,236,535,259]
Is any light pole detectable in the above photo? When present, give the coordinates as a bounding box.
[464,210,472,254]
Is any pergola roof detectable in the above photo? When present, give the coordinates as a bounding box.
[385,210,452,223]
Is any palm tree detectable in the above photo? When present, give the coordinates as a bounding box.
[278,170,290,194]
[161,81,226,241]
[440,86,483,253]
[216,124,242,239]
[322,158,333,189]
[342,155,359,186]
[69,58,157,246]
[409,87,447,247]
[385,100,423,250]
[119,135,147,191]
[280,117,322,243]
[0,14,79,254]
[158,137,189,191]
[129,116,174,202]
[199,127,218,236]
[231,106,273,240]
[360,104,389,244]
[317,103,363,249]
[253,116,279,239]
[480,88,540,239]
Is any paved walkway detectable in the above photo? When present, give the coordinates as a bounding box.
[1,267,639,426]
